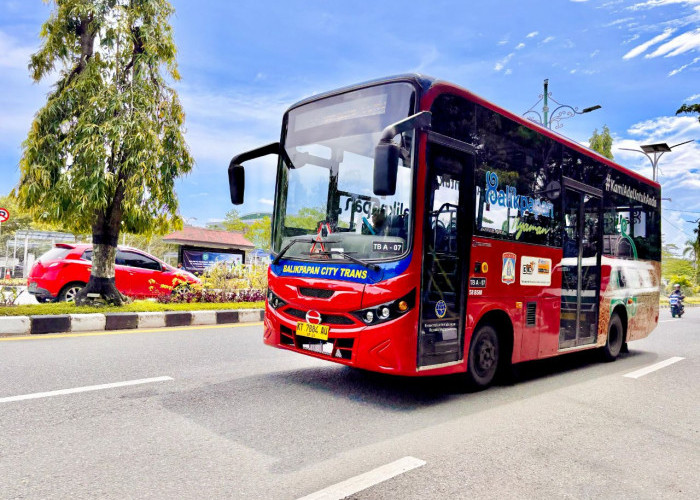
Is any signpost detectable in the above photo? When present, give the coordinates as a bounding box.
[0,208,8,278]
[0,207,9,238]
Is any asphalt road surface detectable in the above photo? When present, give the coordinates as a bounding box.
[1,309,698,499]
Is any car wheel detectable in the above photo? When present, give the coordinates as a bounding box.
[58,282,85,303]
[466,324,500,389]
[601,314,624,362]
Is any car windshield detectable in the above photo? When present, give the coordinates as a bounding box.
[272,82,416,262]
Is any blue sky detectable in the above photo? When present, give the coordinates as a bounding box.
[1,0,699,250]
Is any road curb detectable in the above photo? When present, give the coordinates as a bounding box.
[0,308,264,336]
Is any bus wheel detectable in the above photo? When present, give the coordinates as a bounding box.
[466,324,500,389]
[601,314,624,362]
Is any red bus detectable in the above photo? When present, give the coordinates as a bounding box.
[228,75,661,388]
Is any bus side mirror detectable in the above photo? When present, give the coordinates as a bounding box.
[228,164,245,205]
[374,143,400,196]
[372,111,431,197]
[227,142,280,205]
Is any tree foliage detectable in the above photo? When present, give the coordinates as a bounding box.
[589,125,614,160]
[17,0,192,304]
[222,210,271,251]
[676,103,700,123]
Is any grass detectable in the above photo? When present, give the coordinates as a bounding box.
[0,300,265,317]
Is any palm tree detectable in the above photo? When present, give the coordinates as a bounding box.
[683,224,700,283]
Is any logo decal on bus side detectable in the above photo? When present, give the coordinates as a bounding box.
[435,300,447,318]
[502,252,516,285]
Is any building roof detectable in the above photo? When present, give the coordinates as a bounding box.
[163,226,255,250]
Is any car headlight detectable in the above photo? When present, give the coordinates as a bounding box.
[267,289,286,309]
[352,289,415,325]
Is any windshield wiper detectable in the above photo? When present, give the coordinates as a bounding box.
[318,251,380,272]
[272,237,339,265]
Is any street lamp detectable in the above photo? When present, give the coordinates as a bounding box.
[618,140,694,182]
[523,79,602,129]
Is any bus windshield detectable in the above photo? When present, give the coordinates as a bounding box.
[272,82,416,262]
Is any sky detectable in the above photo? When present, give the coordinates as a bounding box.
[0,0,699,251]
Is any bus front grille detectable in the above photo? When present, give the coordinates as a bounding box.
[298,287,335,299]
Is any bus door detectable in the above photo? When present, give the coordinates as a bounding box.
[559,180,603,349]
[418,143,473,368]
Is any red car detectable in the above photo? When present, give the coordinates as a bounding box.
[27,243,200,302]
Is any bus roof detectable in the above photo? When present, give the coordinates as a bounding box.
[285,73,659,190]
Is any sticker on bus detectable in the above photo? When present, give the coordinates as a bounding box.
[372,241,404,253]
[520,256,552,286]
[502,252,517,285]
[469,277,487,288]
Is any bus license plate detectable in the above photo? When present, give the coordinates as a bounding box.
[296,322,329,341]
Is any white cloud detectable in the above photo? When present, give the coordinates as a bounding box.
[590,49,600,57]
[0,30,34,70]
[497,37,509,46]
[604,17,635,27]
[686,93,700,101]
[541,36,555,44]
[526,31,539,38]
[258,198,274,206]
[515,43,525,50]
[622,28,675,59]
[646,28,700,57]
[669,55,700,75]
[494,53,514,71]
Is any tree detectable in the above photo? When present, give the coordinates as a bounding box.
[677,103,700,123]
[17,0,193,305]
[222,209,248,233]
[589,125,614,160]
[246,216,271,251]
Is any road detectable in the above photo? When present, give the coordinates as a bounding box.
[1,310,698,499]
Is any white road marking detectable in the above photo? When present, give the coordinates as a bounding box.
[0,376,174,403]
[624,357,685,379]
[297,456,426,500]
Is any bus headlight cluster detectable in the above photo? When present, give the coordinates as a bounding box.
[267,290,286,309]
[352,289,415,326]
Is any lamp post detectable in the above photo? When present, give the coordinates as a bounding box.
[618,140,694,182]
[524,78,601,129]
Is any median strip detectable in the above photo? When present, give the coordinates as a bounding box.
[0,308,264,336]
[0,376,173,403]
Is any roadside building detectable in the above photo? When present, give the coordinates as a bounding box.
[163,226,254,274]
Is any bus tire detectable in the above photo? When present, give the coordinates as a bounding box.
[601,314,624,362]
[466,324,500,389]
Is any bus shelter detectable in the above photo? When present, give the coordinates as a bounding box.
[163,226,254,275]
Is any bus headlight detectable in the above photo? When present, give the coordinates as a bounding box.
[352,289,415,326]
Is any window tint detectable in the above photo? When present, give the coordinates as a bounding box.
[471,106,562,246]
[82,250,92,261]
[119,251,161,271]
[602,170,661,261]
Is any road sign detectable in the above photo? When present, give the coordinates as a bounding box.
[0,207,9,223]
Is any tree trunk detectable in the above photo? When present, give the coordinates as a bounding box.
[75,202,128,306]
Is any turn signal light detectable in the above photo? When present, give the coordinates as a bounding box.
[481,262,489,273]
[398,300,409,312]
